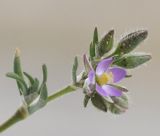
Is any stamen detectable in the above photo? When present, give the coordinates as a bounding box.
[96,72,113,86]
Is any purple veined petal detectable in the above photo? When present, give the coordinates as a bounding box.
[96,84,109,96]
[102,84,122,97]
[96,58,113,76]
[87,70,95,85]
[108,67,126,83]
[83,54,93,73]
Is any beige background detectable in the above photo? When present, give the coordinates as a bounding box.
[0,0,159,135]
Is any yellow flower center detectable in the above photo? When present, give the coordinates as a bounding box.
[96,72,113,86]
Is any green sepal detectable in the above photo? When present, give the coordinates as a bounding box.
[91,93,107,112]
[6,72,27,95]
[98,29,114,57]
[83,95,90,107]
[113,53,151,69]
[109,93,129,114]
[72,56,78,84]
[109,104,125,114]
[120,93,128,101]
[114,30,148,55]
[111,96,128,109]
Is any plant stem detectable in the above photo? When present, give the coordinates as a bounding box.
[0,105,28,133]
[47,85,78,103]
[0,85,78,133]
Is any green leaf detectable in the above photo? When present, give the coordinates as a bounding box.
[14,48,25,94]
[39,84,48,101]
[23,72,35,85]
[14,48,24,79]
[42,64,47,83]
[28,84,48,115]
[115,30,148,55]
[98,29,114,57]
[113,53,151,69]
[6,72,27,94]
[83,95,90,107]
[90,27,98,59]
[72,56,78,84]
[93,27,98,45]
[30,78,39,94]
[91,93,107,112]
[89,42,95,60]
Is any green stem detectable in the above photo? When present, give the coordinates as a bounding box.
[0,106,28,133]
[0,85,78,133]
[47,85,78,103]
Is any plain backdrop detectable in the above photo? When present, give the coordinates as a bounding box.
[0,0,159,136]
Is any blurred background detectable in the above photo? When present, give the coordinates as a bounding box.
[0,0,159,135]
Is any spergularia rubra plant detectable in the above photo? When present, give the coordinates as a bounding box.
[0,27,151,133]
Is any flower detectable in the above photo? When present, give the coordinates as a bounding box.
[84,55,126,97]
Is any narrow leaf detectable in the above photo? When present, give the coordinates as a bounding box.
[40,84,48,101]
[42,64,47,83]
[6,72,27,94]
[89,42,95,59]
[115,30,148,54]
[98,29,114,56]
[30,78,39,93]
[23,72,35,85]
[14,48,25,94]
[72,56,78,84]
[113,53,151,69]
[14,48,24,79]
[93,27,98,45]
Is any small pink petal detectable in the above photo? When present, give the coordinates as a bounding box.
[109,67,126,83]
[102,84,122,97]
[96,58,113,76]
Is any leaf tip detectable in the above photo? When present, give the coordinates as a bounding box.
[15,48,21,57]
